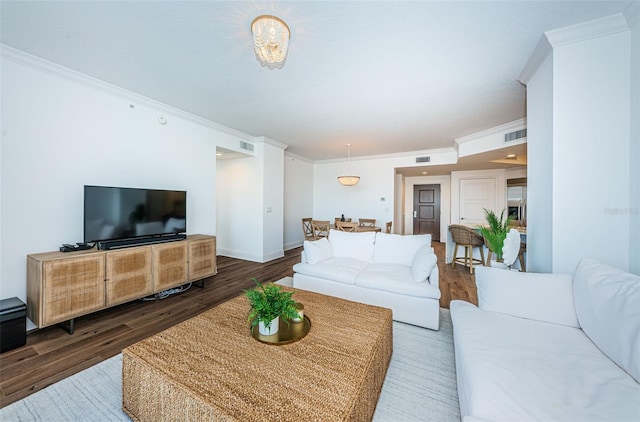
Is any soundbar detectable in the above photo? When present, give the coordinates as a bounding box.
[98,234,187,250]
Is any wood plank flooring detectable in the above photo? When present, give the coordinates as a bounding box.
[0,241,477,408]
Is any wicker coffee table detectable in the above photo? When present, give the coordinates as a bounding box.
[122,287,393,421]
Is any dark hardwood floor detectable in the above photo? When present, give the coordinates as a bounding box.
[0,241,476,408]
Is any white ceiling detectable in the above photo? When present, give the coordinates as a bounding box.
[0,1,633,161]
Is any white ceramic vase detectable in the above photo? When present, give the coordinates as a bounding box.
[258,316,279,335]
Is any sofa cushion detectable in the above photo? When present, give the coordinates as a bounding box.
[451,300,640,421]
[303,238,333,264]
[372,233,432,266]
[475,266,579,328]
[292,257,369,285]
[411,245,437,283]
[573,259,640,383]
[328,229,376,263]
[355,264,441,299]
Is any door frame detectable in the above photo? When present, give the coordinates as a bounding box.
[450,169,507,224]
[402,176,451,241]
[412,184,442,241]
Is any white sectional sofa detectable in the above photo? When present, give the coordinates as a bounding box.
[451,260,640,422]
[293,229,440,329]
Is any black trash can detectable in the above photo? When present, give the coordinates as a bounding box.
[0,297,27,353]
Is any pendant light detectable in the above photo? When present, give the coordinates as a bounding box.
[337,144,360,186]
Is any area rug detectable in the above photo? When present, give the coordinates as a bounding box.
[1,307,459,422]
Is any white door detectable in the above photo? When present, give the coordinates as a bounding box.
[459,178,496,225]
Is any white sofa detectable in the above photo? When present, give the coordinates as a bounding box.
[292,229,440,330]
[451,260,640,422]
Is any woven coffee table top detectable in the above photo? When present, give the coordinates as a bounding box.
[123,286,393,421]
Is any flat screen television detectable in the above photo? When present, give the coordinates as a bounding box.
[84,185,186,244]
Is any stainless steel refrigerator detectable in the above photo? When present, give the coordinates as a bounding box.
[507,179,526,227]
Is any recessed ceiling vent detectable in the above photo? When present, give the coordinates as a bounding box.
[505,129,527,142]
[415,156,431,163]
[240,141,254,152]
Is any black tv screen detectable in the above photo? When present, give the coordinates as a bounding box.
[84,185,186,243]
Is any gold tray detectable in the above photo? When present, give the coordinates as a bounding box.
[251,316,311,345]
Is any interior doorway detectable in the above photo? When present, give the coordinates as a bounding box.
[457,178,496,225]
[413,184,441,241]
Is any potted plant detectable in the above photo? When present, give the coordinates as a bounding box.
[245,278,299,335]
[478,208,513,265]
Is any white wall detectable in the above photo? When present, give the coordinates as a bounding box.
[505,168,527,180]
[216,153,263,261]
[262,139,286,261]
[0,50,233,305]
[312,149,458,228]
[522,15,635,274]
[456,118,527,157]
[525,52,554,273]
[628,2,640,274]
[553,30,631,274]
[283,153,314,250]
[216,139,287,262]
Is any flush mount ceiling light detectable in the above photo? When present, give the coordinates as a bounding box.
[337,144,360,186]
[251,15,290,69]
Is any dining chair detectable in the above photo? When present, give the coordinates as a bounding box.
[358,218,376,227]
[311,220,330,239]
[301,218,314,241]
[336,221,358,232]
[385,221,392,234]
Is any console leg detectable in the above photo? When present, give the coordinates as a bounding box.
[60,319,74,335]
[194,279,205,289]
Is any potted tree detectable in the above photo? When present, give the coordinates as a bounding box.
[245,278,300,336]
[478,208,514,267]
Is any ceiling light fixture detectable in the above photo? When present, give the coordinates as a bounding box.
[251,15,290,69]
[337,144,360,186]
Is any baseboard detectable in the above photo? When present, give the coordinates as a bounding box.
[217,247,283,263]
[284,240,303,251]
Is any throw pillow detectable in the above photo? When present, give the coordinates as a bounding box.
[328,229,376,263]
[573,259,640,383]
[411,245,437,282]
[373,232,432,266]
[303,238,333,264]
[475,266,579,328]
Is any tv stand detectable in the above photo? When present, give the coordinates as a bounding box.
[98,233,187,250]
[26,234,216,334]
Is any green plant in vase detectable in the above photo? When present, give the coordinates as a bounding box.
[245,278,299,335]
[478,208,514,263]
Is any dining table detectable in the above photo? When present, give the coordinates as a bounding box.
[330,224,382,233]
[357,225,382,232]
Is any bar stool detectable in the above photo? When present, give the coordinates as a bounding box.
[518,242,526,272]
[449,224,485,274]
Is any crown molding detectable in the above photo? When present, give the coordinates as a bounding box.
[0,44,254,142]
[455,118,527,144]
[314,147,457,165]
[252,136,288,150]
[624,0,640,28]
[545,13,630,47]
[518,35,552,85]
[284,151,314,164]
[519,13,630,85]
